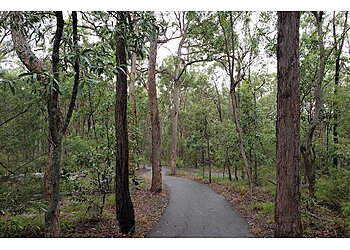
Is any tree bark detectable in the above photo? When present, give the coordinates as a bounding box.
[115,11,135,234]
[147,26,162,192]
[275,11,302,238]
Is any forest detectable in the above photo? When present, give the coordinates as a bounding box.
[0,11,350,238]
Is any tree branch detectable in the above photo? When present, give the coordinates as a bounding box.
[0,102,33,127]
[62,11,80,135]
[10,12,46,82]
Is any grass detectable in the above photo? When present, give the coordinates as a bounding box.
[0,170,168,238]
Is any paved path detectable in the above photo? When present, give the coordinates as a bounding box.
[144,167,253,238]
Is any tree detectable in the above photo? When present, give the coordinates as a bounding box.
[10,11,80,237]
[114,11,135,234]
[332,11,348,167]
[300,11,326,201]
[275,11,302,237]
[218,11,253,197]
[147,14,162,192]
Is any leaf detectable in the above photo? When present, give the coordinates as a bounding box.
[81,48,96,56]
[8,81,16,95]
[18,72,33,78]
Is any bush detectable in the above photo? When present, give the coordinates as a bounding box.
[316,168,350,210]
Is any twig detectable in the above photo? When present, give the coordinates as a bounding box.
[304,209,334,223]
[0,161,14,175]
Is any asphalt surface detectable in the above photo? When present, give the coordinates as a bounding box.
[145,167,253,238]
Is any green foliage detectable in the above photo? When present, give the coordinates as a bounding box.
[250,201,274,214]
[316,169,350,210]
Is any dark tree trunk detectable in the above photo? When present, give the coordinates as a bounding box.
[44,11,64,237]
[332,11,348,167]
[147,26,162,192]
[275,11,302,238]
[115,11,135,234]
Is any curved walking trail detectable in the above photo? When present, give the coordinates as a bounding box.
[144,167,253,238]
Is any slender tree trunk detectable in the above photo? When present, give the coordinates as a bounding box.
[204,115,211,183]
[115,12,135,234]
[129,51,138,126]
[129,51,138,174]
[170,30,187,175]
[214,83,223,122]
[230,89,253,196]
[170,79,180,175]
[234,164,238,181]
[332,11,348,167]
[44,11,64,237]
[301,12,325,201]
[275,11,302,238]
[147,28,162,192]
[219,11,253,197]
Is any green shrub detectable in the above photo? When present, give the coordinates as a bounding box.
[316,168,350,210]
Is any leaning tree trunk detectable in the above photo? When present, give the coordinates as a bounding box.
[301,12,325,201]
[275,11,302,238]
[218,12,254,198]
[230,89,253,197]
[147,29,162,192]
[115,11,135,234]
[11,11,80,237]
[10,11,62,237]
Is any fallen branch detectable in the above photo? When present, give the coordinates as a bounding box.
[268,179,276,186]
[304,209,334,223]
[0,161,14,175]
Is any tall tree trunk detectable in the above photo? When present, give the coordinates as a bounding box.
[44,11,64,237]
[332,11,348,167]
[147,27,162,192]
[115,11,135,234]
[219,12,253,197]
[204,115,211,183]
[301,12,325,201]
[170,24,187,175]
[129,51,138,126]
[275,11,302,238]
[230,90,253,196]
[170,77,180,175]
[11,12,81,236]
[129,51,138,173]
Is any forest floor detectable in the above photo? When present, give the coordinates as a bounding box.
[175,167,350,238]
[0,168,168,238]
[64,176,168,237]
